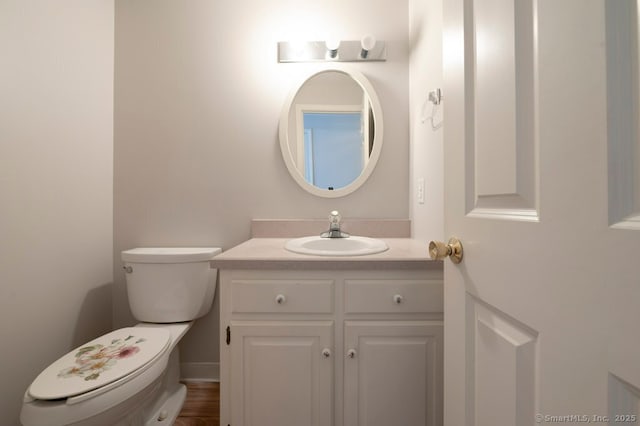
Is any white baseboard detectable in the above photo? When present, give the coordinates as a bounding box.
[180,362,219,382]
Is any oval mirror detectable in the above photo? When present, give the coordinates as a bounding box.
[279,68,384,198]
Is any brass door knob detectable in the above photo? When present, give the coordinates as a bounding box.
[429,237,463,264]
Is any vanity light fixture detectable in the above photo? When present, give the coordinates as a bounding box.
[278,36,386,63]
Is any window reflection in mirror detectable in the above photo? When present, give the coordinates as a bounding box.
[279,68,382,198]
[301,110,373,190]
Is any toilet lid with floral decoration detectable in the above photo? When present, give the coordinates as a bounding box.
[28,327,171,400]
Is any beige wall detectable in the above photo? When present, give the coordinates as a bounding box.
[0,1,114,423]
[409,0,445,242]
[114,0,411,367]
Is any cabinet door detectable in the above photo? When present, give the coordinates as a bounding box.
[230,321,333,426]
[344,321,443,426]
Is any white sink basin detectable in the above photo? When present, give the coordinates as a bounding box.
[284,236,389,257]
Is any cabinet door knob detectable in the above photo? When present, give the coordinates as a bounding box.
[275,294,286,305]
[347,349,357,359]
[322,348,332,358]
[393,294,403,304]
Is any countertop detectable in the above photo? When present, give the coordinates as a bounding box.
[210,238,442,270]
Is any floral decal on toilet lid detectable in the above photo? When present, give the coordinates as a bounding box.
[57,335,146,381]
[28,327,172,401]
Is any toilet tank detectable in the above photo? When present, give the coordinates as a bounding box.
[121,247,222,323]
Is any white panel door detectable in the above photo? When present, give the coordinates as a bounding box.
[344,321,443,426]
[443,0,640,425]
[230,321,333,426]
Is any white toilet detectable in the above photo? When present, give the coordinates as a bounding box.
[21,247,221,426]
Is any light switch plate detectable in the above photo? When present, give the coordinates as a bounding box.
[417,177,425,204]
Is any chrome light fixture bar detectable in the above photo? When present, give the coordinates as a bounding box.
[278,39,386,63]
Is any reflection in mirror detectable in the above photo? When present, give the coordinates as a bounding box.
[301,111,373,189]
[279,68,383,198]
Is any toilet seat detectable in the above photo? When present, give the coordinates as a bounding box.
[28,327,171,402]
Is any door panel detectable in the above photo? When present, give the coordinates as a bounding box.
[468,0,538,220]
[474,0,518,197]
[443,0,640,425]
[608,374,640,423]
[606,0,640,229]
[468,296,537,426]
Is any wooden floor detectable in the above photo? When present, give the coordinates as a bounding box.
[175,382,220,426]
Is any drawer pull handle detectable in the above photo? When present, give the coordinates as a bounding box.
[347,349,357,359]
[393,294,404,304]
[322,348,331,358]
[275,294,287,305]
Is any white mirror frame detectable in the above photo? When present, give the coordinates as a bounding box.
[278,66,384,198]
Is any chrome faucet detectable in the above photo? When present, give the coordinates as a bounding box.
[321,210,350,238]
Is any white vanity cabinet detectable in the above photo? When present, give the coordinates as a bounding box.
[219,268,443,426]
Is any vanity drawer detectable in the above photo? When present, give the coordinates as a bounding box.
[345,279,443,314]
[231,279,334,313]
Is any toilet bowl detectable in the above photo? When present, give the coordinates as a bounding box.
[20,247,221,426]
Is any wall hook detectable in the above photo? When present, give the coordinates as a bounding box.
[421,88,443,130]
[428,88,442,105]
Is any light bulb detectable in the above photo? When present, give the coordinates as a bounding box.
[361,34,376,51]
[325,38,341,58]
[360,34,376,58]
[325,38,341,51]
